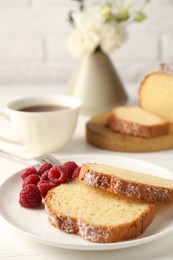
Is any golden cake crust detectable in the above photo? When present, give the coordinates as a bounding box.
[106,106,169,138]
[45,181,155,243]
[79,163,173,203]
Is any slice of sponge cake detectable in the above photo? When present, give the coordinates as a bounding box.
[106,106,169,138]
[45,180,155,243]
[79,163,173,203]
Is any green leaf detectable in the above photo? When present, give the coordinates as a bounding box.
[134,12,146,22]
[116,8,130,22]
[99,3,113,22]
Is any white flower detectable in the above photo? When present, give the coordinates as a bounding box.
[67,11,127,57]
[66,1,148,57]
[100,21,128,53]
[66,28,100,58]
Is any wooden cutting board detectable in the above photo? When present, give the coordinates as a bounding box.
[86,113,173,152]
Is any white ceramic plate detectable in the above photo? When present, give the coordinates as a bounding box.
[0,154,173,251]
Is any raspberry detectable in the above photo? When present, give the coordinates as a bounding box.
[41,170,49,181]
[51,178,61,186]
[19,184,42,208]
[62,161,78,177]
[21,166,38,180]
[23,174,40,187]
[48,166,61,180]
[56,166,69,183]
[48,165,69,184]
[37,181,55,198]
[38,163,53,176]
[72,166,81,179]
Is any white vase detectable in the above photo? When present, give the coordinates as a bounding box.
[66,51,128,115]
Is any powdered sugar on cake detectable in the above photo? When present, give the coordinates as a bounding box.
[80,168,173,203]
[46,207,111,243]
[111,177,171,203]
[83,172,110,189]
[78,221,110,242]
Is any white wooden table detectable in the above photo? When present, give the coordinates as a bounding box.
[0,85,173,260]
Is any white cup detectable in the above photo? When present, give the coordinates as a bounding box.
[0,95,82,153]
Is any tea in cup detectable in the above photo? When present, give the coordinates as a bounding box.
[0,95,81,153]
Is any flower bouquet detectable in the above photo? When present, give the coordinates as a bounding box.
[66,0,150,115]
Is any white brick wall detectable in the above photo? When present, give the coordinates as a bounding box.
[0,0,173,86]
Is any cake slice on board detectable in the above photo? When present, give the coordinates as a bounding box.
[86,112,173,152]
[106,106,169,138]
